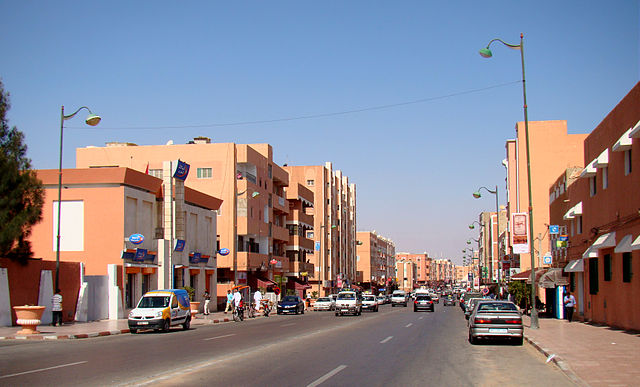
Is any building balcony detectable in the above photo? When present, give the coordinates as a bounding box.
[287,235,314,252]
[236,252,268,271]
[272,224,289,242]
[287,261,314,277]
[291,209,314,228]
[273,195,289,214]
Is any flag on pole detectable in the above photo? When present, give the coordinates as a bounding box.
[145,162,149,174]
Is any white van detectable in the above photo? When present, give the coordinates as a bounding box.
[128,289,191,333]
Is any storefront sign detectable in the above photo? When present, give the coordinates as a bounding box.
[511,213,530,254]
[129,233,144,245]
[218,248,230,256]
[174,239,186,252]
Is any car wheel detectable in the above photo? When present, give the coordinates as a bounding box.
[182,316,191,330]
[277,311,282,315]
[335,312,340,316]
[468,331,477,345]
[163,318,170,332]
[392,304,395,307]
[375,307,378,312]
[513,336,524,346]
[301,308,305,315]
[404,303,407,307]
[413,308,417,312]
[130,328,137,334]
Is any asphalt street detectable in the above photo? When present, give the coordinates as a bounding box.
[0,303,573,386]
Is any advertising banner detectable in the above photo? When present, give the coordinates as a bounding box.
[172,159,190,181]
[511,212,530,254]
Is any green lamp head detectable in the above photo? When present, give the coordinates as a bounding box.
[85,113,101,126]
[473,192,482,199]
[251,191,260,198]
[478,47,493,58]
[468,224,475,230]
[467,240,471,245]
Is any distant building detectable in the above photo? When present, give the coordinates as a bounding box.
[356,231,396,292]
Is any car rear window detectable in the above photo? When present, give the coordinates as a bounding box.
[317,298,330,302]
[338,293,355,300]
[477,302,518,311]
[363,296,375,301]
[416,295,432,300]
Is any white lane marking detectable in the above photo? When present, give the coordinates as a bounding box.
[203,333,236,341]
[0,361,87,379]
[307,365,347,387]
[281,323,296,327]
[418,316,424,320]
[380,336,393,344]
[405,323,413,328]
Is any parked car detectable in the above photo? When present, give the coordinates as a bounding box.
[391,290,408,307]
[413,294,435,312]
[464,298,485,320]
[335,290,362,316]
[443,295,456,306]
[277,295,305,315]
[468,300,523,345]
[376,295,386,305]
[313,297,334,311]
[128,289,191,333]
[461,292,483,312]
[430,293,440,304]
[362,294,379,312]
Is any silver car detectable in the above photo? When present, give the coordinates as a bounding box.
[313,297,334,311]
[468,300,523,345]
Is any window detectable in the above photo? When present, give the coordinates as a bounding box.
[589,258,599,295]
[307,231,314,239]
[622,252,632,283]
[197,168,212,179]
[306,179,314,186]
[624,149,632,175]
[570,272,575,292]
[589,176,597,197]
[149,169,163,179]
[576,215,583,234]
[268,164,272,179]
[602,167,608,189]
[604,253,612,281]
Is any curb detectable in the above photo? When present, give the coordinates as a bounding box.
[523,335,588,387]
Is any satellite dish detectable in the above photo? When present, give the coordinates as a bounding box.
[166,140,174,145]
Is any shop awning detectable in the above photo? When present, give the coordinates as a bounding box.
[564,259,584,272]
[614,235,633,253]
[582,246,598,258]
[539,268,569,288]
[288,277,311,290]
[257,277,279,289]
[511,268,547,283]
[592,232,616,250]
[632,235,640,251]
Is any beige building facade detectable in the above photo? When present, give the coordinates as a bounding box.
[356,231,395,292]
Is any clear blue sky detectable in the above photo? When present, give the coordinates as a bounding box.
[2,1,638,264]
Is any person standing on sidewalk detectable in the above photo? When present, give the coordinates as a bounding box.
[51,289,63,326]
[203,291,211,315]
[224,290,233,314]
[563,290,576,322]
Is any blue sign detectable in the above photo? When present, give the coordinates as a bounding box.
[559,235,569,242]
[549,225,560,234]
[174,239,186,252]
[218,248,230,256]
[543,254,553,265]
[134,248,147,262]
[173,159,190,181]
[129,233,144,245]
[315,241,321,251]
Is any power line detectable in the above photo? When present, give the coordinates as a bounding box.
[71,80,520,130]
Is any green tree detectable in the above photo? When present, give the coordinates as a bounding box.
[0,79,44,263]
[507,280,531,311]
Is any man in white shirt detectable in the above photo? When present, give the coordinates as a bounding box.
[563,290,576,322]
[253,289,263,311]
[233,289,243,309]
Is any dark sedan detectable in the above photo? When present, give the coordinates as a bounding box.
[443,296,456,306]
[413,295,435,312]
[277,295,305,315]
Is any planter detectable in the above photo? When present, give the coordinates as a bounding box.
[190,301,201,316]
[13,306,46,335]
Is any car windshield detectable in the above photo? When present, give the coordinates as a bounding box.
[137,296,170,308]
[282,296,298,302]
[477,302,518,312]
[317,297,330,302]
[363,296,375,301]
[338,293,355,300]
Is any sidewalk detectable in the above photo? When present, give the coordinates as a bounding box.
[0,310,244,340]
[522,315,640,387]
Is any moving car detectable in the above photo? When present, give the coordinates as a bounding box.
[313,297,334,311]
[128,289,191,333]
[413,294,435,312]
[362,294,379,312]
[430,293,440,304]
[468,300,523,345]
[443,295,456,306]
[277,295,305,315]
[335,290,362,316]
[376,295,386,305]
[391,290,408,307]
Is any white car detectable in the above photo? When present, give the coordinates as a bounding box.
[313,297,334,311]
[361,294,379,312]
[335,291,362,316]
[391,290,408,307]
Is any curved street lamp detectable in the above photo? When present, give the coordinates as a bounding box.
[473,185,502,294]
[479,33,538,329]
[56,106,101,291]
[468,220,483,230]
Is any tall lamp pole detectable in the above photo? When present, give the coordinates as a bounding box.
[56,106,101,291]
[473,186,502,294]
[468,220,484,288]
[479,33,538,328]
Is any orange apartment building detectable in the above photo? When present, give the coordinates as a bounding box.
[395,253,431,286]
[28,167,221,318]
[76,138,311,306]
[356,231,396,292]
[504,120,588,279]
[473,210,507,283]
[550,82,640,330]
[285,163,357,296]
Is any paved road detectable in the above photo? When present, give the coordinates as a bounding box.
[0,304,573,386]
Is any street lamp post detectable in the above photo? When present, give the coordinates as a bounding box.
[473,186,502,294]
[479,33,538,328]
[56,106,101,291]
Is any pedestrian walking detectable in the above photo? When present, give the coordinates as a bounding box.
[203,291,211,315]
[563,290,576,322]
[224,290,233,314]
[253,289,263,311]
[51,289,63,326]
